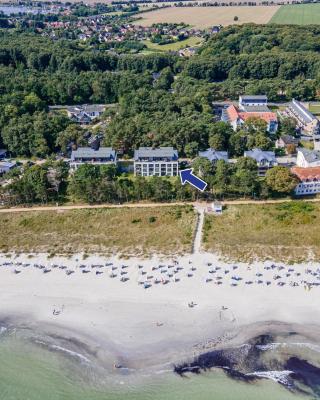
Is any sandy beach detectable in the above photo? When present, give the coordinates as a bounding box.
[0,251,320,373]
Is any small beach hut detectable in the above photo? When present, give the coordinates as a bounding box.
[213,202,223,215]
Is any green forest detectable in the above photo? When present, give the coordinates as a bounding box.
[0,24,318,204]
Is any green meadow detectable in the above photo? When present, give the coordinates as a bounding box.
[270,3,320,25]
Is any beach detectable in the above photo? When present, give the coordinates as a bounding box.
[1,251,320,374]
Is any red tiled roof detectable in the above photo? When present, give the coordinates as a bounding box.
[226,104,239,121]
[239,112,278,123]
[225,105,277,123]
[291,166,320,181]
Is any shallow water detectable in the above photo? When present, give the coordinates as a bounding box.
[0,335,313,400]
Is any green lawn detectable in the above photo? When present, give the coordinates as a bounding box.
[309,104,320,115]
[142,36,202,52]
[270,3,320,25]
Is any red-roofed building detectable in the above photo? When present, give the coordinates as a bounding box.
[221,96,278,133]
[291,166,320,196]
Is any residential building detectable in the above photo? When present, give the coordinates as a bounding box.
[244,148,277,176]
[198,148,228,164]
[0,161,16,175]
[285,99,320,135]
[134,147,178,177]
[222,95,278,133]
[291,166,320,196]
[70,147,117,170]
[275,135,299,154]
[0,149,7,160]
[67,104,106,124]
[239,95,268,110]
[296,148,320,168]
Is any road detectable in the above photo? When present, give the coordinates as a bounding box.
[1,197,320,214]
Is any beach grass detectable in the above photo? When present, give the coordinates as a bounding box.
[0,206,196,256]
[203,202,320,263]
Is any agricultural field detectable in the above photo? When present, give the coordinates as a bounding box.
[270,3,320,25]
[135,6,280,28]
[0,206,196,256]
[202,202,320,263]
[142,36,202,52]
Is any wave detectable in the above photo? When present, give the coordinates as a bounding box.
[256,342,320,352]
[34,339,91,364]
[246,370,294,386]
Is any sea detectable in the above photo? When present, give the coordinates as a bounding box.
[0,331,316,400]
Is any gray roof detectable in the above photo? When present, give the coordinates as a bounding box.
[244,148,276,163]
[134,147,178,160]
[71,147,116,160]
[289,99,316,124]
[279,135,299,145]
[0,149,6,156]
[67,104,105,114]
[241,105,271,112]
[198,148,228,162]
[240,95,268,101]
[298,147,320,163]
[0,161,16,171]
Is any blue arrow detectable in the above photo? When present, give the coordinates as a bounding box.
[179,168,207,192]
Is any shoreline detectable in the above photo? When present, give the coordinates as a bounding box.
[0,251,320,372]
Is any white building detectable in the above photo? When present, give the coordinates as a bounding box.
[291,166,320,196]
[286,99,320,136]
[296,148,320,168]
[134,147,179,177]
[239,95,268,110]
[70,147,117,170]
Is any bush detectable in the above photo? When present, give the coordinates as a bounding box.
[148,216,157,223]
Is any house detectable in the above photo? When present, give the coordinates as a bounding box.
[213,202,223,214]
[67,104,106,124]
[239,95,268,110]
[0,161,16,175]
[275,135,299,154]
[291,166,320,196]
[211,25,221,34]
[244,148,277,176]
[198,148,228,164]
[222,95,278,133]
[285,99,320,136]
[70,147,117,170]
[0,149,7,160]
[134,147,178,177]
[296,148,320,168]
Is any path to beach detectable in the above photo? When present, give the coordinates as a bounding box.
[192,205,205,253]
[2,197,320,214]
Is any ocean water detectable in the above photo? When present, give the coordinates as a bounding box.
[0,335,312,400]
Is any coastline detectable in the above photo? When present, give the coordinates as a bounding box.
[1,251,320,373]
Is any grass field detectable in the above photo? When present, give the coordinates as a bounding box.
[142,36,202,52]
[270,3,320,25]
[203,202,320,263]
[135,6,279,28]
[0,206,196,256]
[309,103,320,115]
